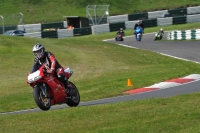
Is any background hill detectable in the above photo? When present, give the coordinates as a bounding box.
[0,0,199,24]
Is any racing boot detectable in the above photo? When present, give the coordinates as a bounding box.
[57,71,73,95]
[63,78,73,96]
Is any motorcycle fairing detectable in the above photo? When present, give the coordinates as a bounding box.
[28,70,43,83]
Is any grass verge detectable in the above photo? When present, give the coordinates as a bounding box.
[0,0,199,24]
[1,93,200,133]
[0,22,200,132]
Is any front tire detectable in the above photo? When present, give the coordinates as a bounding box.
[33,85,51,111]
[138,35,141,41]
[139,36,141,41]
[66,81,80,107]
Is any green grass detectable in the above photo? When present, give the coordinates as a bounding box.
[0,22,200,132]
[1,93,200,133]
[0,22,200,113]
[1,0,200,132]
[0,0,199,24]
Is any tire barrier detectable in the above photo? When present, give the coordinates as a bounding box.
[2,6,200,38]
[167,29,200,40]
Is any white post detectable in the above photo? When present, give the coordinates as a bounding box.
[94,5,97,25]
[0,16,4,34]
[19,12,25,31]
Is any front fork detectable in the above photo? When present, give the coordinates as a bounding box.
[35,83,48,97]
[136,34,142,41]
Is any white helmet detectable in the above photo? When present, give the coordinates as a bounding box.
[137,20,141,24]
[160,28,163,31]
[32,43,45,59]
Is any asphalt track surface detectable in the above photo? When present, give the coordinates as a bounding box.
[1,32,200,115]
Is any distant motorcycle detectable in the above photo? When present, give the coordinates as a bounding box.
[26,64,80,111]
[154,32,163,41]
[134,26,143,41]
[115,33,124,41]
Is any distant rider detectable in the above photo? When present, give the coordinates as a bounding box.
[116,28,125,37]
[30,43,72,90]
[134,20,144,34]
[157,28,164,39]
[158,28,164,35]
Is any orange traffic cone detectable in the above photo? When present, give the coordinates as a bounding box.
[127,78,133,86]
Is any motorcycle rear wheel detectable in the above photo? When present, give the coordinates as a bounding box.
[66,81,80,107]
[33,85,51,111]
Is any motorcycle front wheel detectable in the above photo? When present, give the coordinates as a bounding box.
[66,81,80,107]
[33,85,51,111]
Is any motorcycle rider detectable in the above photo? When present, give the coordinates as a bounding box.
[158,28,164,35]
[134,20,144,34]
[30,43,72,90]
[156,28,164,40]
[116,28,125,41]
[116,28,125,36]
[115,28,125,41]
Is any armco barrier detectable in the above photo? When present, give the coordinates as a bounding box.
[22,13,200,39]
[41,22,64,31]
[108,6,200,22]
[17,21,66,33]
[187,14,200,23]
[157,17,173,26]
[167,29,200,40]
[0,26,17,34]
[107,14,128,23]
[91,24,110,35]
[148,10,169,19]
[128,12,148,21]
[168,8,187,17]
[187,6,200,15]
[142,19,157,28]
[18,24,41,33]
[24,32,41,38]
[41,31,58,38]
[57,29,73,38]
[109,22,126,32]
[172,16,186,24]
[125,20,137,30]
[4,7,200,39]
[73,27,92,36]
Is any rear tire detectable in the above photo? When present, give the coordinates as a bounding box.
[33,85,51,111]
[66,81,80,107]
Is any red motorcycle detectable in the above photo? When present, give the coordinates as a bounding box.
[26,64,80,111]
[115,33,124,41]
